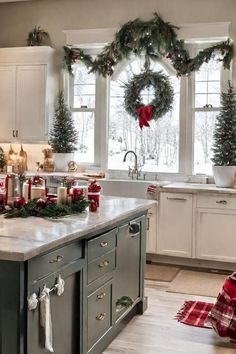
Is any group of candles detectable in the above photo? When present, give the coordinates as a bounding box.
[0,174,101,212]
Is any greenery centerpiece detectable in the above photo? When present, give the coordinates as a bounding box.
[49,92,78,171]
[212,82,236,187]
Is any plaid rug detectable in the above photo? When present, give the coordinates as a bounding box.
[176,300,213,328]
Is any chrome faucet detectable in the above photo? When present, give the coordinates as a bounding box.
[123,150,140,180]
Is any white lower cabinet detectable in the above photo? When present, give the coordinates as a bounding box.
[157,192,193,258]
[196,206,236,263]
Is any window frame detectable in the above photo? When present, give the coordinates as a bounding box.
[66,40,232,180]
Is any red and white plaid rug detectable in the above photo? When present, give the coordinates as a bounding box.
[176,300,213,328]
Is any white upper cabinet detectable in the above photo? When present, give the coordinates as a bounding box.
[0,46,56,143]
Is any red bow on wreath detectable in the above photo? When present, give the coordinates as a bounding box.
[136,105,155,129]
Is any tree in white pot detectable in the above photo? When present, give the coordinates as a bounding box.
[212,82,236,187]
[49,92,78,171]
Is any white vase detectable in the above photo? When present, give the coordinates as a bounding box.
[53,153,74,172]
[212,165,236,188]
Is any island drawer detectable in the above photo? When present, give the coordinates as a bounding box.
[88,229,116,262]
[197,195,236,210]
[87,280,112,350]
[88,249,115,284]
[28,241,82,283]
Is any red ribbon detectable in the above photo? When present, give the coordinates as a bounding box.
[136,105,155,129]
[28,179,32,200]
[4,175,9,205]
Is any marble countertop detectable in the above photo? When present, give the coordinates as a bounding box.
[0,196,155,262]
[160,182,236,194]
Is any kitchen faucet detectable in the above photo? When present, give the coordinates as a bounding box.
[123,150,140,180]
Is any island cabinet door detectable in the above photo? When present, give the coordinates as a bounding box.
[27,259,85,354]
[114,216,144,321]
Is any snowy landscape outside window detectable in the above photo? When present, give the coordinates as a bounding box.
[194,56,222,175]
[70,62,95,163]
[108,59,180,173]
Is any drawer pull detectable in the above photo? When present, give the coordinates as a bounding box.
[216,200,228,205]
[97,292,106,300]
[96,313,106,321]
[49,254,64,264]
[100,241,108,247]
[167,197,187,201]
[99,260,110,268]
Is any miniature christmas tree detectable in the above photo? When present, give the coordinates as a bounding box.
[49,92,78,153]
[212,82,236,166]
[0,146,6,172]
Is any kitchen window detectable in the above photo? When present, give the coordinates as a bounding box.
[68,42,231,177]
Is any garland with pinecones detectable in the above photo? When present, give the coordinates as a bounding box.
[63,13,233,77]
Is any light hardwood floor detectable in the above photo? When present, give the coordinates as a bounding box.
[103,281,236,354]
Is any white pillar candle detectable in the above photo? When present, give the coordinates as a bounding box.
[23,182,29,202]
[31,186,45,200]
[57,186,67,204]
[8,177,16,198]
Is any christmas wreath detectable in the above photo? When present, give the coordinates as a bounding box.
[124,70,174,128]
[63,13,233,77]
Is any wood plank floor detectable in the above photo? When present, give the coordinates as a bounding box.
[103,281,236,354]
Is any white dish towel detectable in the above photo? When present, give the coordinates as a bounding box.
[39,286,54,352]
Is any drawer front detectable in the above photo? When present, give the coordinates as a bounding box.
[197,194,236,210]
[87,281,112,350]
[88,250,115,284]
[28,241,82,283]
[88,229,116,262]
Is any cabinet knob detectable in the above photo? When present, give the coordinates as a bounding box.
[13,130,15,138]
[49,254,64,263]
[99,260,109,268]
[100,241,108,247]
[129,223,140,235]
[97,292,106,300]
[96,313,106,321]
[16,130,19,138]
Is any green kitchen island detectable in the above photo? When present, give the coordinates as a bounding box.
[0,196,155,354]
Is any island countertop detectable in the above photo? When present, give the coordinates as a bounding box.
[0,196,155,262]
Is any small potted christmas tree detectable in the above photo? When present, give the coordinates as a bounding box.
[0,147,6,172]
[212,82,236,187]
[49,92,78,171]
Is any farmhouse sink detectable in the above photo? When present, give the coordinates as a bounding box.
[99,179,170,199]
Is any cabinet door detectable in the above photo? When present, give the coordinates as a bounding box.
[0,66,16,141]
[114,218,141,321]
[157,192,193,257]
[16,65,46,141]
[146,205,157,253]
[27,261,84,354]
[196,208,236,263]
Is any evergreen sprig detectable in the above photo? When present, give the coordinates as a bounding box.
[49,92,78,153]
[212,82,236,166]
[27,26,50,46]
[4,198,89,219]
[63,13,233,77]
